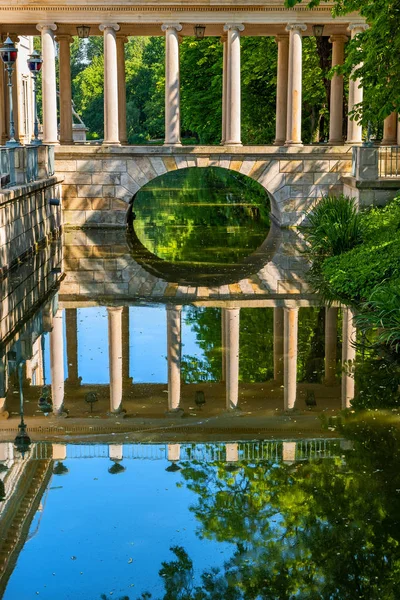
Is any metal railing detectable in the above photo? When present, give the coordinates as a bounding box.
[25,146,39,183]
[0,147,14,187]
[379,146,400,178]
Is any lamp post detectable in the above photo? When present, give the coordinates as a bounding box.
[27,49,43,145]
[0,36,19,147]
[14,363,31,458]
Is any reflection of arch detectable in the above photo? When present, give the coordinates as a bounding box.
[125,164,282,226]
[127,221,282,286]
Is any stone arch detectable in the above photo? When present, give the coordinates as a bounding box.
[120,156,282,225]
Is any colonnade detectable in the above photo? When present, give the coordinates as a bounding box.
[31,20,370,147]
[47,304,357,416]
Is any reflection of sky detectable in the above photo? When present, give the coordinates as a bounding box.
[4,447,233,600]
[44,307,205,385]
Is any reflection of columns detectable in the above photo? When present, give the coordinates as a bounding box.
[274,35,289,146]
[284,307,298,410]
[273,307,284,383]
[109,444,123,461]
[347,24,369,144]
[341,307,356,409]
[223,24,244,146]
[282,441,296,463]
[57,34,73,144]
[36,23,58,144]
[221,36,228,144]
[226,308,240,410]
[226,443,239,462]
[329,35,347,145]
[162,24,182,146]
[167,443,180,462]
[167,306,182,412]
[382,112,397,145]
[108,307,123,414]
[324,307,338,385]
[65,308,80,385]
[116,35,128,145]
[50,309,65,415]
[100,23,121,145]
[52,444,67,460]
[122,307,131,385]
[221,308,227,382]
[285,24,306,146]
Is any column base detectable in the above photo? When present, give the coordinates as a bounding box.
[107,408,126,417]
[346,140,363,145]
[328,140,345,146]
[102,140,121,146]
[284,141,303,147]
[274,140,285,146]
[60,139,74,145]
[165,408,184,418]
[381,140,397,146]
[43,140,60,146]
[224,141,242,147]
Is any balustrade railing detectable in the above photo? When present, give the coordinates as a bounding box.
[0,145,54,190]
[25,146,39,183]
[379,146,400,178]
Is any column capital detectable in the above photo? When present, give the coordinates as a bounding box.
[166,305,182,312]
[107,306,124,314]
[56,34,73,44]
[116,34,129,44]
[223,23,245,33]
[99,23,120,32]
[36,23,57,33]
[285,23,307,33]
[275,34,289,43]
[348,22,369,34]
[161,23,182,32]
[329,34,349,44]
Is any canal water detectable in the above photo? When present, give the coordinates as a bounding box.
[0,167,399,598]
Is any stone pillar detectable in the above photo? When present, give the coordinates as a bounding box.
[167,306,182,413]
[36,23,58,144]
[285,24,306,146]
[347,23,369,144]
[221,308,227,382]
[274,35,289,146]
[221,35,228,145]
[0,56,7,145]
[162,24,182,146]
[329,35,347,145]
[223,24,244,146]
[226,443,239,462]
[100,23,121,145]
[108,307,123,414]
[57,34,73,144]
[50,309,65,415]
[109,444,123,461]
[167,443,180,462]
[382,112,397,145]
[283,307,298,410]
[226,308,240,410]
[52,444,67,460]
[341,307,356,409]
[121,306,131,385]
[116,34,128,145]
[65,308,80,385]
[282,441,296,463]
[324,307,338,385]
[273,307,284,384]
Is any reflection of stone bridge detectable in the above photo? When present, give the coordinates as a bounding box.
[56,146,352,228]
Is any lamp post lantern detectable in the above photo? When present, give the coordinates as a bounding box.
[0,36,19,147]
[27,49,43,145]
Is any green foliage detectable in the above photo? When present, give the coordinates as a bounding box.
[351,347,400,410]
[355,279,400,351]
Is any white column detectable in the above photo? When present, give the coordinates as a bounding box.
[167,306,182,412]
[284,307,298,410]
[329,35,347,145]
[285,24,306,146]
[221,308,227,382]
[223,24,244,146]
[167,444,181,462]
[226,443,239,462]
[57,34,73,144]
[108,307,123,414]
[347,23,369,144]
[273,307,284,383]
[325,307,338,385]
[52,444,67,460]
[226,308,240,410]
[109,444,123,461]
[50,309,65,415]
[382,112,397,145]
[221,35,228,144]
[282,441,296,463]
[99,23,121,145]
[162,24,182,146]
[116,34,128,145]
[36,23,58,144]
[341,307,356,409]
[274,35,289,146]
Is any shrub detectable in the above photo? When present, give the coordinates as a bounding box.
[355,279,400,352]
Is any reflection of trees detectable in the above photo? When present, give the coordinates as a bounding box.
[137,421,400,599]
[182,307,328,384]
[132,168,271,265]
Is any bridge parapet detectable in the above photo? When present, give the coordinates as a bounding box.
[55,144,353,228]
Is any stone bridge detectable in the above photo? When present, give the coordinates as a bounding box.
[55,145,353,228]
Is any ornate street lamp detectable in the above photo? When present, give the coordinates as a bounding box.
[194,25,206,40]
[312,24,325,38]
[14,363,31,458]
[27,49,43,145]
[0,36,19,147]
[77,25,91,39]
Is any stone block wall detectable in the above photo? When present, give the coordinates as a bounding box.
[55,145,354,228]
[0,177,62,274]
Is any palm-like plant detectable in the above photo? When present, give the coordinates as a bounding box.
[355,280,400,352]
